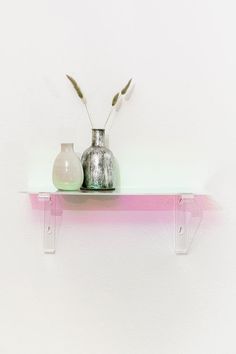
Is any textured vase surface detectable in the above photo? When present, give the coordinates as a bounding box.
[81,129,116,190]
[52,143,84,191]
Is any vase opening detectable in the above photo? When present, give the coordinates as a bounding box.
[92,129,105,147]
[61,143,74,152]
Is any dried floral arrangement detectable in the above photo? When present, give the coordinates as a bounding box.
[66,75,132,129]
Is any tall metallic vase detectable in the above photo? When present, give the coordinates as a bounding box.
[81,129,116,191]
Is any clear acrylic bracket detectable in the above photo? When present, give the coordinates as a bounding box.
[38,193,57,254]
[175,194,203,254]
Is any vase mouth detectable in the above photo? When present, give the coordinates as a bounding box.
[92,129,105,147]
[61,143,74,152]
[92,128,105,132]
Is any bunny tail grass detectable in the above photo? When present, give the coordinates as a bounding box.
[66,74,93,128]
[121,78,132,95]
[66,74,84,99]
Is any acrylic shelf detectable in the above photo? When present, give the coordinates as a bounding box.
[22,189,208,255]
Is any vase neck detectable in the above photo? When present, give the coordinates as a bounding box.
[92,129,105,147]
[61,143,74,152]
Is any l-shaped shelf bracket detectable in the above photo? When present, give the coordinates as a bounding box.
[38,193,57,254]
[175,194,203,254]
[37,192,203,255]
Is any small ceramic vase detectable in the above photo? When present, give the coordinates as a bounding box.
[52,143,84,190]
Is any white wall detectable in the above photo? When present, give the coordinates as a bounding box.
[1,0,236,353]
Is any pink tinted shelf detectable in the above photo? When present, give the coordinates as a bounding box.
[22,189,210,255]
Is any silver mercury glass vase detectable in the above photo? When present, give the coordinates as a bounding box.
[81,129,116,191]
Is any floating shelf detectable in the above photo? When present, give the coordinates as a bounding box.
[22,189,207,255]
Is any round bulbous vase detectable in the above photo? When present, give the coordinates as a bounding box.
[52,143,84,191]
[81,129,116,191]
